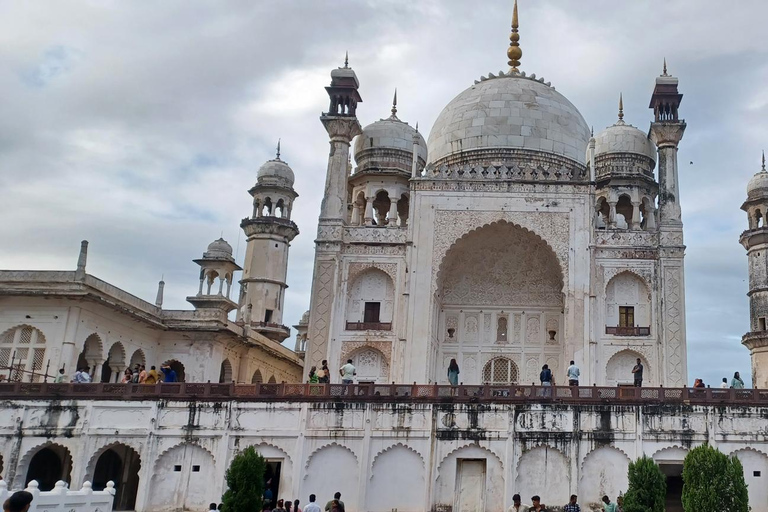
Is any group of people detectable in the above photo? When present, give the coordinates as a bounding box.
[307,360,357,385]
[693,371,746,389]
[2,490,33,512]
[55,363,179,384]
[264,492,341,512]
[508,493,623,512]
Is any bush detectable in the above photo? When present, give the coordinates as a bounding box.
[221,446,267,512]
[623,456,666,512]
[681,445,748,512]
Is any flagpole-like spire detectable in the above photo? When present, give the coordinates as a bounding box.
[276,139,281,159]
[618,93,624,122]
[391,88,398,118]
[763,150,766,173]
[507,0,522,73]
[662,58,668,76]
[344,51,349,68]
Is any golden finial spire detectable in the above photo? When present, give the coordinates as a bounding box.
[507,0,522,73]
[276,139,281,159]
[662,58,668,76]
[391,88,398,118]
[618,93,624,122]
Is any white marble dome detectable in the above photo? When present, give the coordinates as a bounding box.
[204,238,233,259]
[427,75,591,165]
[354,117,427,163]
[748,171,768,199]
[257,158,295,187]
[594,121,656,162]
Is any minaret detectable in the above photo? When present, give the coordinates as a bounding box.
[239,143,299,342]
[741,153,768,387]
[187,238,241,312]
[648,62,687,386]
[303,56,363,370]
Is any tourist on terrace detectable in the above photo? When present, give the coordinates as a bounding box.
[447,358,460,386]
[308,366,319,384]
[303,495,320,512]
[566,361,580,386]
[144,365,159,384]
[563,494,579,512]
[721,377,729,388]
[339,360,356,385]
[121,368,133,383]
[731,371,745,389]
[161,364,178,383]
[508,494,529,512]
[616,495,624,512]
[325,492,344,512]
[317,360,330,384]
[631,359,643,387]
[7,491,34,512]
[73,367,91,383]
[54,368,66,383]
[602,496,617,512]
[694,378,705,388]
[137,365,147,383]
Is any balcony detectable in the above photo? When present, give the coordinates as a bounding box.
[605,326,651,336]
[345,322,392,331]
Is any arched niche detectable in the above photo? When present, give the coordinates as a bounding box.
[435,445,504,512]
[148,443,216,511]
[367,445,424,512]
[302,445,359,510]
[251,369,263,384]
[515,446,569,506]
[349,347,390,384]
[0,325,47,382]
[90,443,142,511]
[25,444,73,491]
[578,446,630,506]
[605,271,651,333]
[346,268,395,327]
[219,359,233,383]
[731,448,768,508]
[605,350,650,387]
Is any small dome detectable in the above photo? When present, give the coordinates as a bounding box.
[427,75,590,166]
[354,117,427,165]
[593,121,656,163]
[204,238,233,259]
[748,171,768,199]
[300,310,310,324]
[257,158,295,187]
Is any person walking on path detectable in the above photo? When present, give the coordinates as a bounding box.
[731,371,745,389]
[563,495,580,512]
[566,361,580,386]
[632,358,643,387]
[447,358,460,386]
[339,360,356,384]
[303,495,321,512]
[720,377,729,389]
[508,494,529,512]
[325,492,344,512]
[602,496,617,512]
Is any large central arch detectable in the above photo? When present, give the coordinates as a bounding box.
[434,221,565,384]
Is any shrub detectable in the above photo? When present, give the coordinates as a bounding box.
[681,445,748,512]
[221,446,267,512]
[623,456,666,512]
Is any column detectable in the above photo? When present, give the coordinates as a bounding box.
[364,196,374,226]
[631,202,642,230]
[350,204,360,225]
[608,201,617,229]
[645,207,657,230]
[387,198,398,227]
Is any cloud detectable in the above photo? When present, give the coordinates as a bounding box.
[0,0,764,386]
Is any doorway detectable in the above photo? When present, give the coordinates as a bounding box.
[659,463,683,512]
[26,446,72,491]
[264,460,282,508]
[455,459,486,512]
[92,445,141,510]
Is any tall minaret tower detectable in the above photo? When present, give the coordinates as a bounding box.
[239,142,299,342]
[648,62,688,386]
[741,153,768,387]
[303,56,363,370]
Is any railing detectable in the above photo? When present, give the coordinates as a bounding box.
[345,322,393,331]
[1,381,767,405]
[0,480,115,512]
[605,326,651,336]
[252,321,290,331]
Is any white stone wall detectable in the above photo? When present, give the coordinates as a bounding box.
[2,398,768,512]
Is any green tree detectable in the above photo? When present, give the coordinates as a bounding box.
[623,455,666,512]
[221,446,267,512]
[681,445,749,512]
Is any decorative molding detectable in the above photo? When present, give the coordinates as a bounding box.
[342,245,405,256]
[343,227,407,245]
[306,261,336,367]
[594,231,658,247]
[603,267,654,291]
[347,262,398,287]
[664,267,684,385]
[340,341,392,370]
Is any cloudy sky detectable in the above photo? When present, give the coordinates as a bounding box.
[2,0,766,387]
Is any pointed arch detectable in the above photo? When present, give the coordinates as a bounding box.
[108,342,126,367]
[219,358,233,383]
[437,443,504,475]
[304,442,358,471]
[251,369,263,384]
[370,443,425,478]
[129,349,146,368]
[20,441,74,491]
[578,446,631,505]
[0,325,48,381]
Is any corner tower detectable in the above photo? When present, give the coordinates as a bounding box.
[741,154,768,387]
[238,143,299,342]
[648,62,688,386]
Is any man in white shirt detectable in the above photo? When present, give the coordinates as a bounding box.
[303,495,321,512]
[566,361,580,386]
[720,378,729,389]
[508,494,529,512]
[339,359,356,384]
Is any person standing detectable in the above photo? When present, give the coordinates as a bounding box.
[563,495,580,512]
[339,360,356,385]
[137,365,147,384]
[303,495,321,512]
[318,360,330,384]
[209,504,218,512]
[293,499,301,512]
[566,361,580,386]
[285,500,292,512]
[602,496,617,512]
[731,371,745,389]
[324,492,344,512]
[273,499,286,512]
[73,367,92,383]
[531,496,546,512]
[145,366,159,384]
[121,368,133,383]
[720,377,729,389]
[540,364,552,386]
[447,358,460,386]
[631,358,643,387]
[508,494,529,512]
[308,366,319,384]
[54,368,66,383]
[7,491,34,512]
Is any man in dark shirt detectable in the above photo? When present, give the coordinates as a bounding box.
[563,495,580,512]
[632,358,643,387]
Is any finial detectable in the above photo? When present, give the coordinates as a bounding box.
[591,126,594,137]
[507,0,522,73]
[618,93,624,122]
[763,150,766,173]
[415,121,419,133]
[276,139,281,159]
[344,51,349,68]
[390,88,398,118]
[662,58,668,76]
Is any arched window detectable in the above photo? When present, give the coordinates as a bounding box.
[605,272,651,336]
[615,195,633,229]
[219,359,233,383]
[251,369,263,384]
[345,268,395,330]
[482,357,518,384]
[496,316,508,343]
[0,326,47,382]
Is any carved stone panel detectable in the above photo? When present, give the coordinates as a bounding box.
[307,261,336,367]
